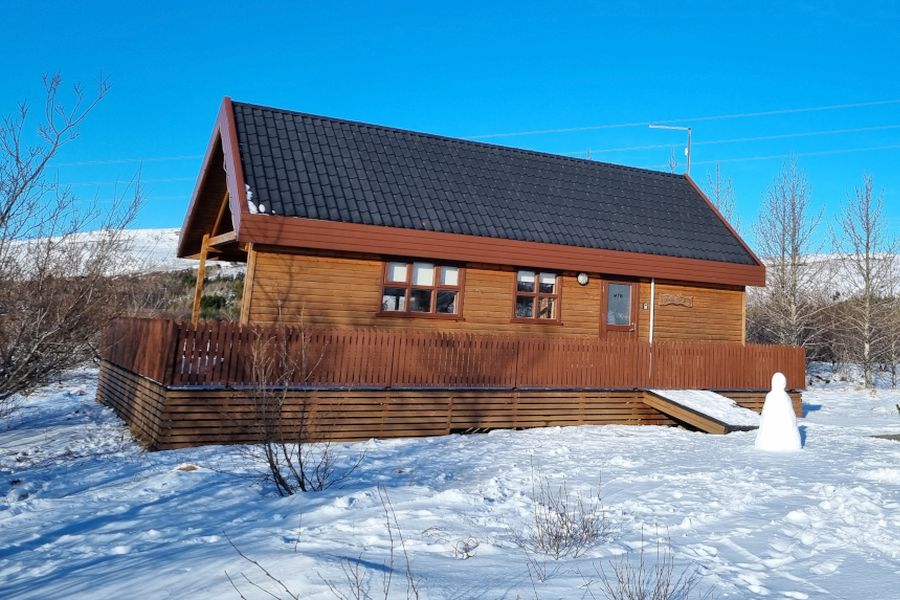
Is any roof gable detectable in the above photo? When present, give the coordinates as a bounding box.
[229,101,760,267]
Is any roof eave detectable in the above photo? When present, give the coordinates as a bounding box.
[177,97,249,258]
[237,214,766,288]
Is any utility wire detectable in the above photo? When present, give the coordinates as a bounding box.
[67,176,196,187]
[561,123,900,157]
[54,154,203,167]
[637,142,900,170]
[466,98,900,140]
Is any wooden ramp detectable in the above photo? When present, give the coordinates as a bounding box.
[642,390,761,434]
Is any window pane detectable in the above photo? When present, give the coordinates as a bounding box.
[607,284,632,325]
[516,295,535,318]
[517,271,535,293]
[440,266,459,287]
[409,289,432,312]
[412,262,435,286]
[382,287,406,311]
[538,296,556,319]
[539,273,556,294]
[387,262,408,283]
[436,290,457,313]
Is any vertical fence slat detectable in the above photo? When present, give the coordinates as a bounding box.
[100,318,807,391]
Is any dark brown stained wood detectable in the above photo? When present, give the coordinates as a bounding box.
[237,214,766,287]
[211,192,232,237]
[101,318,806,391]
[96,364,677,450]
[97,361,169,448]
[720,390,803,418]
[178,98,248,258]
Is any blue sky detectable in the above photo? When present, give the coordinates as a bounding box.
[3,1,899,248]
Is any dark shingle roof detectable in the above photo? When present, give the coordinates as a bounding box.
[231,101,757,266]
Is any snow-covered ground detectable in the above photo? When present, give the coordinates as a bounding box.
[2,370,899,599]
[648,389,760,427]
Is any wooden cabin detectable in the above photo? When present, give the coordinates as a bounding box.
[97,98,805,449]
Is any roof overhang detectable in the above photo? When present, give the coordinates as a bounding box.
[177,97,249,258]
[237,213,766,287]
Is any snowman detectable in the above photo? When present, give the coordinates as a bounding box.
[755,372,802,452]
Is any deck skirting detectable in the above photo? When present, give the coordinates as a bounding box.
[97,361,802,450]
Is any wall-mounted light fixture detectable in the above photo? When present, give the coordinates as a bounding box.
[577,272,589,286]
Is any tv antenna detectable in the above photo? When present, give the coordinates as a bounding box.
[649,124,692,174]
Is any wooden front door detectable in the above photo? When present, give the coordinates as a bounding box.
[601,280,639,340]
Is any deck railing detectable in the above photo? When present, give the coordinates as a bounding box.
[100,318,806,390]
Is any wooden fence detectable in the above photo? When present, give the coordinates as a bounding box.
[101,318,806,390]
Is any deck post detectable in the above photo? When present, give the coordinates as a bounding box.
[191,233,210,325]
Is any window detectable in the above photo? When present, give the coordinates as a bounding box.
[604,281,635,331]
[381,261,462,316]
[514,270,559,321]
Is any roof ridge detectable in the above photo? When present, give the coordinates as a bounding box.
[230,99,686,180]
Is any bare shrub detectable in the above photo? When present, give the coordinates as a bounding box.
[0,74,141,415]
[321,485,420,600]
[225,533,300,600]
[226,486,418,600]
[513,462,613,562]
[586,532,711,600]
[246,325,363,496]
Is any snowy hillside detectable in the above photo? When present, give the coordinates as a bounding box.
[1,369,899,599]
[42,228,243,275]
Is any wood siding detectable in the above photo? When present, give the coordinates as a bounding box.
[637,282,745,343]
[247,249,746,342]
[98,359,678,450]
[97,362,169,447]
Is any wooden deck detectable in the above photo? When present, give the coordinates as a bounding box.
[97,318,806,449]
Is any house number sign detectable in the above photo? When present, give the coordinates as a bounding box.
[659,293,694,308]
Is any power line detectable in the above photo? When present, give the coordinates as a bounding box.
[637,142,900,170]
[466,98,900,140]
[562,123,900,157]
[67,176,195,187]
[53,154,203,167]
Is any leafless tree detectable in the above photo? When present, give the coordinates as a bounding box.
[0,75,140,414]
[834,175,897,388]
[667,148,678,174]
[886,297,900,388]
[749,159,830,350]
[705,163,739,232]
[246,324,363,496]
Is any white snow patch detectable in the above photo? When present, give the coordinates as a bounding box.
[1,366,899,598]
[649,389,760,426]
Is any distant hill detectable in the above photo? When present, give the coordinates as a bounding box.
[69,228,243,275]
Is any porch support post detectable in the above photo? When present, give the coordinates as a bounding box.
[191,233,210,325]
[239,242,256,325]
